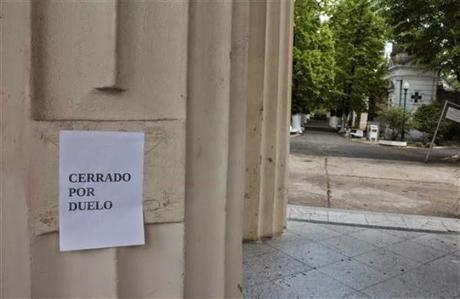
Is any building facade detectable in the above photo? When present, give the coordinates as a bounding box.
[387,50,438,112]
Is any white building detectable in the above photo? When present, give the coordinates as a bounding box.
[387,51,438,112]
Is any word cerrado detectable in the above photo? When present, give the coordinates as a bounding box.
[67,172,132,212]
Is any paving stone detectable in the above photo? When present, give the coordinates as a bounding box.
[412,233,460,253]
[286,220,307,229]
[386,240,446,263]
[443,220,460,233]
[404,217,449,232]
[288,207,329,222]
[343,291,370,298]
[320,235,377,257]
[328,212,368,226]
[350,229,404,248]
[318,258,389,291]
[243,242,279,262]
[380,229,428,240]
[243,251,312,287]
[361,277,437,299]
[243,223,459,298]
[354,248,421,277]
[453,250,460,259]
[276,270,356,298]
[364,214,407,229]
[438,233,460,243]
[398,256,460,298]
[280,241,348,269]
[242,280,297,299]
[430,253,460,273]
[265,232,312,250]
[322,224,367,235]
[288,222,343,241]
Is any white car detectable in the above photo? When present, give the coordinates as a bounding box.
[290,125,303,134]
[350,129,364,138]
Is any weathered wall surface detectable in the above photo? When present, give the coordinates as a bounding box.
[1,0,293,297]
[3,1,186,297]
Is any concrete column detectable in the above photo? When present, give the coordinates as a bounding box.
[1,1,32,297]
[184,0,233,297]
[244,0,268,240]
[274,0,294,233]
[259,0,282,238]
[243,0,293,241]
[225,1,250,297]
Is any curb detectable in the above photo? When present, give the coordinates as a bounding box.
[287,205,460,234]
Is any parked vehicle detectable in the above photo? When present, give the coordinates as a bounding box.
[350,129,364,138]
[290,125,303,134]
[367,125,379,141]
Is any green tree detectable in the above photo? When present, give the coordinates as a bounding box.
[330,0,386,123]
[382,0,460,85]
[413,103,451,141]
[367,61,389,120]
[380,107,412,140]
[292,0,336,114]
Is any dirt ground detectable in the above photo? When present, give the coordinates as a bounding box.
[289,153,460,218]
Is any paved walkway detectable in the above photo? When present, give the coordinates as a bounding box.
[288,205,460,233]
[291,128,460,163]
[243,221,460,298]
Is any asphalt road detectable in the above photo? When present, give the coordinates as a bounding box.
[290,128,459,163]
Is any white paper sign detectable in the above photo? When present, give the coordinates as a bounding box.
[59,130,145,251]
[446,106,460,124]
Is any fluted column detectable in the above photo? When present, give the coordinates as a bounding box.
[244,0,268,241]
[259,0,282,238]
[184,0,233,297]
[275,0,294,233]
[243,0,293,241]
[225,1,250,297]
[1,1,32,297]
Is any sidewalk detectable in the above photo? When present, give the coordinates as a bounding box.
[243,219,460,298]
[288,205,460,233]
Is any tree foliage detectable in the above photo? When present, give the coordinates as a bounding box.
[330,0,387,117]
[413,102,451,140]
[382,0,460,85]
[367,61,389,120]
[292,0,387,119]
[292,0,336,114]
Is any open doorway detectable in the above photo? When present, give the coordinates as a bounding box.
[243,0,460,297]
[287,0,459,221]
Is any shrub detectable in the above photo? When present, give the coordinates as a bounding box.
[379,107,413,140]
[413,103,450,140]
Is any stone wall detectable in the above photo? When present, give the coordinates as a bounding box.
[1,0,293,297]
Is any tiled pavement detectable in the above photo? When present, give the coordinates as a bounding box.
[243,221,460,298]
